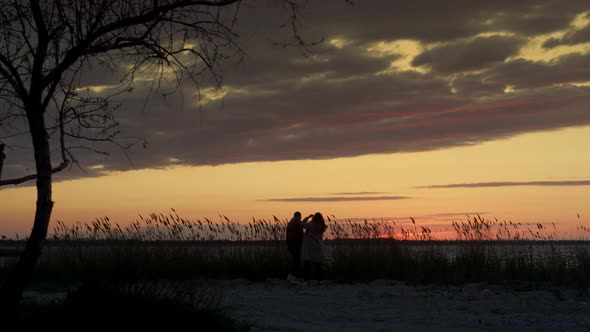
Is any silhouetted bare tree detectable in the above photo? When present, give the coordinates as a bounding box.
[0,0,314,316]
[0,143,5,180]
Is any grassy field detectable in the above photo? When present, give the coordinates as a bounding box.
[2,212,590,287]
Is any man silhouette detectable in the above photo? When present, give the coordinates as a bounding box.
[286,211,306,282]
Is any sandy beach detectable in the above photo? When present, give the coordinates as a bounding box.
[215,279,590,332]
[22,279,590,331]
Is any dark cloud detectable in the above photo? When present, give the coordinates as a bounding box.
[543,25,590,48]
[2,0,590,181]
[451,53,590,96]
[481,0,589,36]
[417,180,590,188]
[289,0,589,43]
[220,41,396,89]
[263,196,411,202]
[450,73,505,97]
[411,35,526,73]
[5,72,590,180]
[331,192,386,195]
[427,212,490,217]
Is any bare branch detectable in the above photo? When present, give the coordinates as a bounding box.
[29,0,50,98]
[0,53,28,99]
[0,160,68,186]
[42,0,241,89]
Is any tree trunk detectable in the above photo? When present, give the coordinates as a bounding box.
[0,143,4,181]
[0,109,54,322]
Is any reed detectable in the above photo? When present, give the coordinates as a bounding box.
[1,211,589,287]
[44,212,572,242]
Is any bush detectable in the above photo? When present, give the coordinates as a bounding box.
[19,282,248,332]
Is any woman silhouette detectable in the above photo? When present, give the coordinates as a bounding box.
[301,212,327,283]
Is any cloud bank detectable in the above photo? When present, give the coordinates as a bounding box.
[2,0,590,180]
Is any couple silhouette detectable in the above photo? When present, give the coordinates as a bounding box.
[285,211,327,284]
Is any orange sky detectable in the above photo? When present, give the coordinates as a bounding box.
[1,125,588,238]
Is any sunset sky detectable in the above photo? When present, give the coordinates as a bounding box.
[1,0,590,237]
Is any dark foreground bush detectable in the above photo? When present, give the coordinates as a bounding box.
[19,283,248,332]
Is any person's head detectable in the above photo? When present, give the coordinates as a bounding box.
[294,211,301,219]
[312,212,327,231]
[312,212,325,224]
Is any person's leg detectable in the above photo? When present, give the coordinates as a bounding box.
[313,262,321,281]
[289,250,298,276]
[317,263,323,281]
[294,249,301,277]
[303,261,310,281]
[308,262,318,281]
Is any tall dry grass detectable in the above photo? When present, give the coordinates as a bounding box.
[45,211,575,242]
[1,211,589,286]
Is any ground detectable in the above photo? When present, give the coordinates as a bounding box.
[215,279,590,332]
[25,280,590,331]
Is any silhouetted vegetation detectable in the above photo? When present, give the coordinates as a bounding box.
[38,211,573,242]
[2,212,590,287]
[18,281,248,332]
